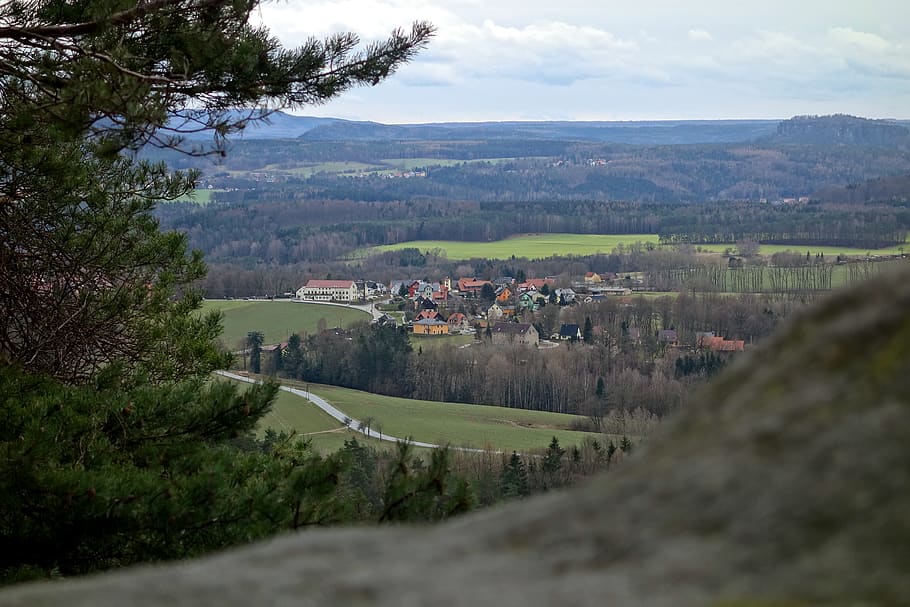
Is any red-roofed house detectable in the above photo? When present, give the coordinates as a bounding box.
[697,334,745,352]
[457,278,492,295]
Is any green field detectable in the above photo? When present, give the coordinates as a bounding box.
[696,240,909,257]
[221,375,603,453]
[370,233,661,260]
[201,300,369,346]
[368,232,908,261]
[303,382,603,452]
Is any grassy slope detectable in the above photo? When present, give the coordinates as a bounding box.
[367,233,909,261]
[201,300,369,346]
[222,374,602,454]
[305,383,604,452]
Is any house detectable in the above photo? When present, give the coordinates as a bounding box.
[296,279,358,302]
[500,305,518,317]
[373,313,397,327]
[260,341,288,374]
[490,322,539,346]
[697,333,745,353]
[457,278,493,296]
[559,324,582,341]
[416,309,442,321]
[495,286,512,303]
[415,296,438,311]
[447,312,471,333]
[583,272,602,284]
[554,288,576,304]
[492,276,515,287]
[516,278,555,293]
[518,291,546,311]
[413,318,450,336]
[487,303,504,321]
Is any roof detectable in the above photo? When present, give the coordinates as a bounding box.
[698,335,745,352]
[491,322,535,335]
[304,279,355,289]
[447,313,467,323]
[414,318,448,326]
[559,324,581,337]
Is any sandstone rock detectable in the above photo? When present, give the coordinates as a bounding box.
[2,262,909,606]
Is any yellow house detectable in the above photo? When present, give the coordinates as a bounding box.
[413,318,449,335]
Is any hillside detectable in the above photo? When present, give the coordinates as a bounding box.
[771,114,910,146]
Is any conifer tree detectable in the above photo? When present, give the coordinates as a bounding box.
[0,0,433,583]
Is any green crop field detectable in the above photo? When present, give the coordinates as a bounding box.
[367,232,908,262]
[302,382,606,452]
[201,300,369,346]
[370,233,661,260]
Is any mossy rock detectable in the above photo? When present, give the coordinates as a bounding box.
[2,261,909,606]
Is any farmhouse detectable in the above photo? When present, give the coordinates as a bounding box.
[296,279,358,302]
[457,278,493,295]
[491,322,539,346]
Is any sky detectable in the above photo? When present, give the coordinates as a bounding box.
[255,0,910,124]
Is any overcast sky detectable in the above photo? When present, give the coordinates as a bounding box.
[255,0,910,123]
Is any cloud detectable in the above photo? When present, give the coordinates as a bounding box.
[256,1,910,121]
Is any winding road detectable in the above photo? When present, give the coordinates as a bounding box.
[215,370,489,452]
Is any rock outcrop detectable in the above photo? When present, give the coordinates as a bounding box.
[2,261,909,606]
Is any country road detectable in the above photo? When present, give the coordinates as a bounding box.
[215,370,490,453]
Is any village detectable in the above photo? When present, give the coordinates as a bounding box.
[293,274,745,354]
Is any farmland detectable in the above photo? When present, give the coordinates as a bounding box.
[370,233,661,260]
[369,232,909,261]
[201,300,369,346]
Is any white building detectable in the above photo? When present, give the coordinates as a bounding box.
[296,279,359,302]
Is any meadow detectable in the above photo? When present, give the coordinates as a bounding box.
[368,232,908,261]
[302,382,606,452]
[219,374,606,454]
[371,233,661,260]
[201,300,369,346]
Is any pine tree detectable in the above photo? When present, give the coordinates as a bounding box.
[0,0,433,582]
[247,331,264,374]
[500,451,530,499]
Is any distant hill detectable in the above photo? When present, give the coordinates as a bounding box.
[300,119,779,145]
[171,110,345,140]
[171,112,910,146]
[770,114,910,146]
